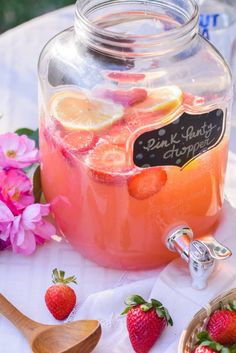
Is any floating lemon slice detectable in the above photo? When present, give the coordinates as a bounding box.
[132,85,183,114]
[50,90,124,131]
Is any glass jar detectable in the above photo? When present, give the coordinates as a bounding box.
[38,0,232,270]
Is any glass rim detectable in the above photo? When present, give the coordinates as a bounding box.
[74,0,199,56]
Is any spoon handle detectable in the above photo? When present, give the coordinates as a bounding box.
[0,293,39,340]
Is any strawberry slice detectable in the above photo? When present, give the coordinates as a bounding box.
[128,168,167,200]
[88,143,132,183]
[63,130,98,153]
[108,123,132,146]
[107,72,146,83]
[102,88,148,107]
[183,92,205,108]
[125,111,162,131]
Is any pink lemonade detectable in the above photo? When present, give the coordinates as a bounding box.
[40,86,228,270]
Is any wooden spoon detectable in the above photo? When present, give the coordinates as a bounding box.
[0,293,101,353]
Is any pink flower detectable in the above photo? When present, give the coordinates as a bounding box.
[0,133,39,169]
[0,201,14,245]
[0,238,11,251]
[0,169,34,214]
[10,204,56,255]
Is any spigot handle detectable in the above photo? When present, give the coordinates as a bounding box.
[165,226,232,290]
[197,236,232,260]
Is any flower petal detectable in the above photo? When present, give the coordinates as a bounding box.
[0,201,14,222]
[0,133,39,169]
[34,220,56,240]
[12,230,36,255]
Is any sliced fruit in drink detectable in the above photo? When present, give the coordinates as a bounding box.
[63,130,98,153]
[183,92,205,108]
[106,71,146,82]
[108,122,132,146]
[125,111,166,131]
[87,142,132,183]
[131,86,183,113]
[128,168,167,200]
[50,90,124,131]
[99,88,148,107]
[124,86,183,130]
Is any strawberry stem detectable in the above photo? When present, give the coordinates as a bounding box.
[121,294,173,326]
[196,332,231,352]
[52,268,77,285]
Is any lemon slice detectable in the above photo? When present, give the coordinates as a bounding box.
[133,86,183,114]
[50,90,124,131]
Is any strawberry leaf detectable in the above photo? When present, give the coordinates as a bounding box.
[163,307,173,326]
[229,344,236,353]
[64,276,77,285]
[215,343,224,351]
[228,301,236,312]
[197,332,211,341]
[52,268,60,283]
[125,295,146,306]
[221,348,230,353]
[196,331,231,352]
[156,307,165,318]
[52,268,77,285]
[151,299,163,308]
[200,340,214,346]
[121,306,132,315]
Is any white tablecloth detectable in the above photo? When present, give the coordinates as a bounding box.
[0,6,236,353]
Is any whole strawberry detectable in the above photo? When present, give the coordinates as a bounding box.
[207,304,236,345]
[45,268,77,320]
[192,346,217,353]
[192,331,236,353]
[122,295,173,353]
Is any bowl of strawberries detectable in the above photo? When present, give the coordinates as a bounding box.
[178,288,236,353]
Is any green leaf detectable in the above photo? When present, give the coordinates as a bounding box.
[156,307,165,318]
[52,269,77,285]
[229,344,236,353]
[168,315,174,326]
[59,270,65,279]
[228,301,236,312]
[52,268,60,284]
[215,343,224,351]
[33,165,42,203]
[15,128,35,136]
[200,340,213,347]
[121,306,131,315]
[125,295,146,306]
[163,308,173,326]
[221,348,230,353]
[15,128,39,147]
[197,331,210,341]
[65,276,77,285]
[151,299,163,308]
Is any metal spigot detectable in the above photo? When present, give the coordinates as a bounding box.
[166,226,232,290]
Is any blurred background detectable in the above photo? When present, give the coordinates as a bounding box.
[0,0,75,33]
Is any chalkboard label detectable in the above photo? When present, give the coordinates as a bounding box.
[133,109,225,169]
